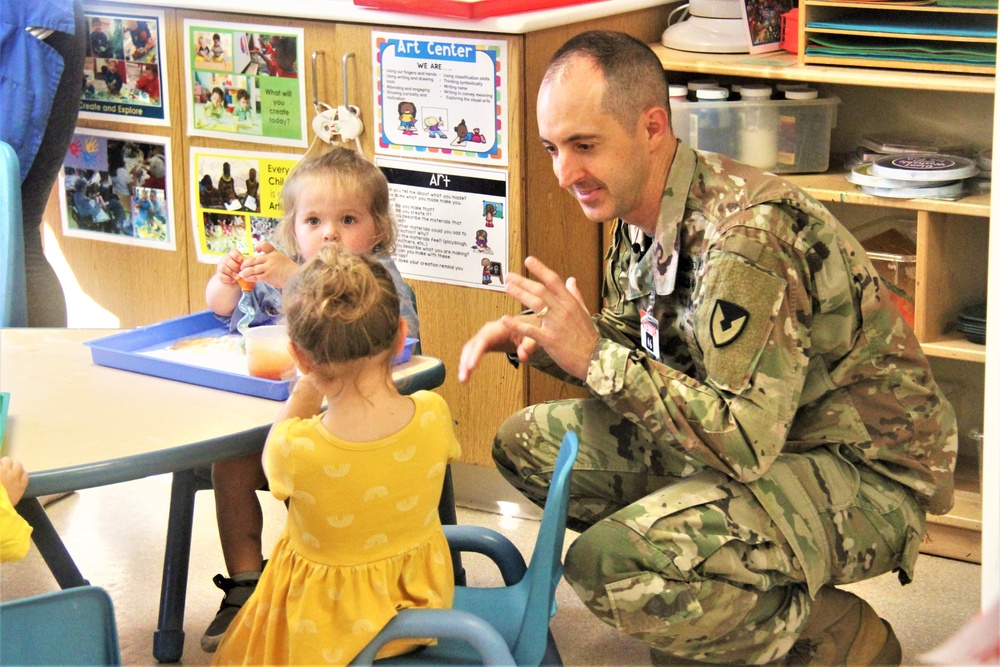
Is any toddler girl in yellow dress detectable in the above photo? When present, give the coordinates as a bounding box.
[213,247,460,666]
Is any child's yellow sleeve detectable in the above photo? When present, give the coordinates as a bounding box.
[0,485,32,563]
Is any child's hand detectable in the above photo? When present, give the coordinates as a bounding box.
[206,248,246,315]
[269,372,325,435]
[214,248,245,286]
[239,242,299,289]
[0,457,29,506]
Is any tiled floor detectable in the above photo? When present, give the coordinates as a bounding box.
[0,469,983,666]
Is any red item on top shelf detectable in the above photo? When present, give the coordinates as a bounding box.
[780,8,799,54]
[353,0,602,20]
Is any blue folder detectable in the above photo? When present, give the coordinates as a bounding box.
[807,10,997,37]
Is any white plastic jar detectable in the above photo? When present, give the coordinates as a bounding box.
[738,84,778,170]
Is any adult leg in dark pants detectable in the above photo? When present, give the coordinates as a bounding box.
[19,0,86,327]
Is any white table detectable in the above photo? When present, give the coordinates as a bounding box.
[0,327,446,662]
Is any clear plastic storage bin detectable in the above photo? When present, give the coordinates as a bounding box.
[670,95,840,173]
[853,216,917,327]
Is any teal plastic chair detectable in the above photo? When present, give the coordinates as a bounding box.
[0,586,121,665]
[0,140,28,327]
[350,430,580,667]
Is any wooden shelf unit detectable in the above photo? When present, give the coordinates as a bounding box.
[797,1,997,75]
[785,171,990,364]
[652,43,991,562]
[648,44,995,92]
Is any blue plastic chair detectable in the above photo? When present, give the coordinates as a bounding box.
[0,585,121,665]
[0,140,28,327]
[350,430,580,667]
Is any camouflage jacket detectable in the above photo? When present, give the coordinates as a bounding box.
[530,146,957,591]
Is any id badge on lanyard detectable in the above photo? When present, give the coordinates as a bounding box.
[640,290,660,361]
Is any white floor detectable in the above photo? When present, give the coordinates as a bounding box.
[0,469,984,666]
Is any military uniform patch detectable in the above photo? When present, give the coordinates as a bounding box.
[696,249,786,392]
[710,300,749,348]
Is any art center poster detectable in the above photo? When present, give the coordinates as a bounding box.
[373,32,508,166]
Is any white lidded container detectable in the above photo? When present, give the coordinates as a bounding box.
[672,94,840,174]
[736,84,778,170]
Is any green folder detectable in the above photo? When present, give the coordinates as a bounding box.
[806,34,996,64]
[936,0,998,8]
[807,9,997,36]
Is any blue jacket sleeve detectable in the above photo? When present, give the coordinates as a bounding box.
[379,256,420,342]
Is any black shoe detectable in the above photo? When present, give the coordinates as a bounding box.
[200,573,259,652]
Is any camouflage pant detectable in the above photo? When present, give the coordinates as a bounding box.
[493,398,925,665]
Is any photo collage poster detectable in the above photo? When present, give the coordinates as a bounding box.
[184,20,307,147]
[373,32,509,166]
[79,4,169,124]
[190,148,301,263]
[378,156,508,291]
[59,128,175,250]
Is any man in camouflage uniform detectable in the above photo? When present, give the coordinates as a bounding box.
[457,30,957,665]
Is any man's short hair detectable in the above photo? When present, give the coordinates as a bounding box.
[544,31,669,130]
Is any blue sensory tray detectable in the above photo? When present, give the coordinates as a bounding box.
[85,311,291,400]
[85,310,418,401]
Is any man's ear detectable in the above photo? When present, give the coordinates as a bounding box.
[643,105,672,147]
[289,341,312,374]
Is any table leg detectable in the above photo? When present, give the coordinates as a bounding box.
[153,468,208,663]
[15,497,89,588]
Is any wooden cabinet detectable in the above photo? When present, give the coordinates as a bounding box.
[47,2,672,468]
[650,43,991,564]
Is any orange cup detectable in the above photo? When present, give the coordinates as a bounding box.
[245,325,297,380]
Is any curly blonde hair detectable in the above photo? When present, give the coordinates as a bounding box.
[274,147,397,262]
[282,245,400,370]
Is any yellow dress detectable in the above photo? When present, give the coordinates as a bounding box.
[213,390,461,666]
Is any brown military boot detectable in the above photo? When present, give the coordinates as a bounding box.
[784,586,902,666]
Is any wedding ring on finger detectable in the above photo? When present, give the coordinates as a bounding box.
[535,306,550,318]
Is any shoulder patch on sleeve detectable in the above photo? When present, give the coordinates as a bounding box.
[710,300,749,347]
[697,250,786,392]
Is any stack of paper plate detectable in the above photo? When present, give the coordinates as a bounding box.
[848,153,979,199]
[843,133,973,170]
[956,302,987,345]
[969,149,993,193]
